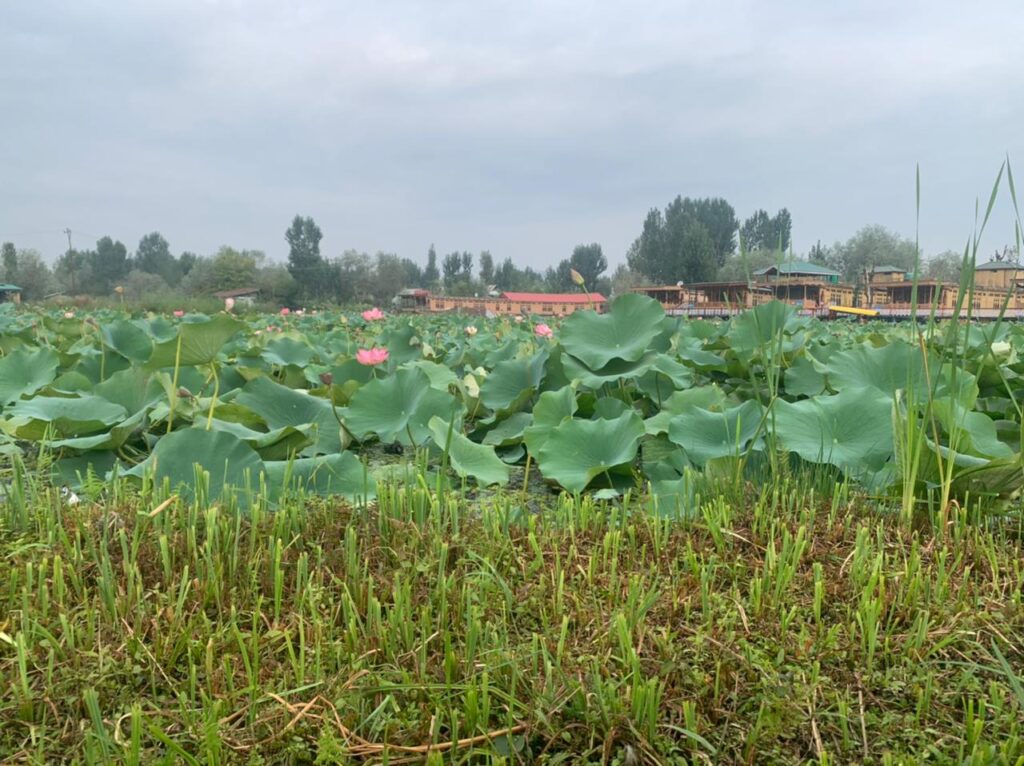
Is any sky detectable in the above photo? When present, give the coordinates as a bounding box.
[3,1,1024,270]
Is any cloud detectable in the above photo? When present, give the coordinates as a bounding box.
[2,0,1023,266]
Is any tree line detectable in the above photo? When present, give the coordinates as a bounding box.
[1,205,969,305]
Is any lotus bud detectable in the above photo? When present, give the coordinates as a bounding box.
[177,387,193,399]
[114,285,124,295]
[570,268,585,286]
[319,371,334,386]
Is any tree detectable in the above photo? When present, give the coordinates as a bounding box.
[460,252,473,281]
[1,242,17,283]
[285,215,325,298]
[134,232,182,286]
[684,198,738,265]
[825,225,918,282]
[92,236,130,293]
[211,247,259,290]
[807,240,831,265]
[400,258,423,287]
[568,243,607,286]
[610,263,641,296]
[626,199,719,284]
[122,269,170,299]
[442,252,463,289]
[740,209,792,253]
[424,245,440,285]
[924,250,963,282]
[334,250,374,303]
[479,251,495,286]
[56,248,94,294]
[255,263,296,303]
[9,249,53,300]
[373,252,406,304]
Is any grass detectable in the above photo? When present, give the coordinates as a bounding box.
[2,471,1023,765]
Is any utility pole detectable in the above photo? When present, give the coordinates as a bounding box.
[63,228,76,294]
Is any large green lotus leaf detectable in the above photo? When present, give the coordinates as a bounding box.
[49,409,147,450]
[207,419,316,461]
[930,399,1014,459]
[772,387,893,474]
[561,351,657,388]
[428,416,510,486]
[52,451,119,489]
[47,371,94,393]
[100,319,153,363]
[345,366,460,446]
[784,354,828,397]
[644,386,728,436]
[559,293,665,370]
[130,428,263,504]
[667,400,765,467]
[264,452,375,502]
[146,314,246,369]
[535,410,645,492]
[523,385,578,455]
[727,301,803,359]
[480,350,547,411]
[3,395,127,440]
[634,354,694,400]
[234,377,342,455]
[0,347,60,406]
[827,342,978,406]
[380,323,421,366]
[402,360,459,391]
[675,340,728,371]
[482,412,534,446]
[260,337,315,367]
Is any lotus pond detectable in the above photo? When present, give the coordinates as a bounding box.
[0,294,1022,514]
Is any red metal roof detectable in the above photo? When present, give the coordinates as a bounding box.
[500,291,607,304]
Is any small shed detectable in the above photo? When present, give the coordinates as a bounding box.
[0,284,22,304]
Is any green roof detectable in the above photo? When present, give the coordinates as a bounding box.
[976,260,1022,271]
[0,284,21,291]
[754,262,840,277]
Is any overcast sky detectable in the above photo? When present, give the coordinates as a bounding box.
[3,1,1024,269]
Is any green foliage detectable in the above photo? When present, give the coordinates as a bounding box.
[628,196,738,284]
[285,214,326,298]
[823,224,919,282]
[740,208,792,252]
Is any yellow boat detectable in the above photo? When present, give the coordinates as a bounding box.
[829,305,879,317]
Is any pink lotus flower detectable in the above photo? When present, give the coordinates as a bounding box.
[534,323,553,338]
[362,307,385,321]
[356,347,390,366]
[465,325,478,336]
[173,309,184,318]
[224,297,236,311]
[280,307,290,316]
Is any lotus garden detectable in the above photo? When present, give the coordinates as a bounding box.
[2,295,1023,763]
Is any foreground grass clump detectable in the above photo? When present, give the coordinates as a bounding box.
[2,480,1024,764]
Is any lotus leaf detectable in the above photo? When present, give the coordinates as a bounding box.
[772,387,893,475]
[345,366,460,446]
[667,400,765,467]
[535,410,645,492]
[0,347,60,406]
[559,293,665,370]
[146,314,246,369]
[428,416,510,486]
[234,377,343,455]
